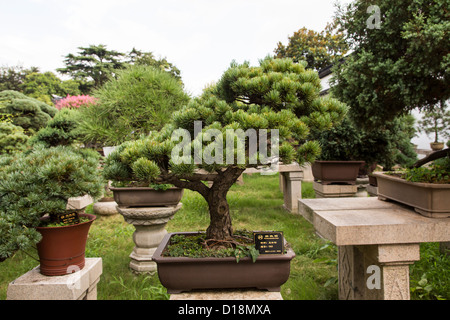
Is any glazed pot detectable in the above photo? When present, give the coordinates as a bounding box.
[110,187,184,207]
[312,161,365,185]
[35,213,96,276]
[152,232,296,294]
[374,172,450,218]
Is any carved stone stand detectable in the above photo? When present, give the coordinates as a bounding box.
[298,197,450,300]
[117,204,182,274]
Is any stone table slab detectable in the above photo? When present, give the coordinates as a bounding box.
[298,197,450,300]
[299,197,450,246]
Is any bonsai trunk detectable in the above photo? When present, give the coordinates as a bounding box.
[206,189,233,240]
[205,167,246,240]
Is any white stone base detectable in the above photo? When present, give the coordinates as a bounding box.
[7,258,102,300]
[170,289,283,300]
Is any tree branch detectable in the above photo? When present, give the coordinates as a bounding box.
[411,148,449,168]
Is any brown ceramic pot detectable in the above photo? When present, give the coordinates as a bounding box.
[152,232,296,294]
[36,213,96,276]
[110,187,184,207]
[312,160,365,185]
[374,172,450,218]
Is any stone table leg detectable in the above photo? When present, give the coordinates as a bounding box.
[117,204,182,274]
[281,171,303,213]
[338,244,420,300]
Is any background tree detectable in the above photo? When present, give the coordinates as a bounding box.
[76,64,190,146]
[331,0,450,127]
[127,48,182,83]
[103,57,348,241]
[57,44,126,93]
[274,23,349,71]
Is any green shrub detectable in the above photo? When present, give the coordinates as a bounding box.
[0,90,57,134]
[30,108,81,147]
[0,145,104,261]
[0,122,29,154]
[77,64,190,146]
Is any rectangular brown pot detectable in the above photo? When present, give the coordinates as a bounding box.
[312,161,365,185]
[152,232,296,294]
[110,187,183,207]
[374,172,450,218]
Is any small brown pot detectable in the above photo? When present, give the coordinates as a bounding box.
[312,160,365,185]
[152,232,296,294]
[110,187,184,207]
[35,213,96,276]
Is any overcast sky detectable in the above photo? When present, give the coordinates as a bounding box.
[0,0,338,96]
[0,0,435,149]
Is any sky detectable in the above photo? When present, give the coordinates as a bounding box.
[0,0,435,149]
[0,0,338,96]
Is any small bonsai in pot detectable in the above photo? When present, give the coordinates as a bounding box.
[0,145,104,274]
[102,57,348,291]
[418,100,449,151]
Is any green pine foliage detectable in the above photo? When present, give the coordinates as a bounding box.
[30,108,81,147]
[76,64,190,146]
[0,122,29,155]
[0,145,104,261]
[104,57,348,183]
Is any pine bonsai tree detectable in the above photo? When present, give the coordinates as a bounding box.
[103,57,348,241]
[0,146,104,261]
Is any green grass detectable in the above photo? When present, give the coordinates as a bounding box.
[1,173,448,300]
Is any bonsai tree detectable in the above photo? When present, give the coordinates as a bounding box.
[418,100,450,146]
[313,114,418,172]
[103,57,348,241]
[76,64,190,147]
[0,145,104,261]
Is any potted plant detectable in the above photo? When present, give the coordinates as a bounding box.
[418,100,449,151]
[0,145,103,275]
[102,57,348,292]
[311,114,418,184]
[102,141,184,207]
[374,149,450,218]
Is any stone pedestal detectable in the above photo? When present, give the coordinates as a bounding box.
[170,289,283,300]
[117,204,182,274]
[313,181,358,198]
[338,244,420,300]
[298,197,450,300]
[7,258,102,300]
[281,171,303,212]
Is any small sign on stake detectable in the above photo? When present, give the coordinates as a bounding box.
[253,231,284,255]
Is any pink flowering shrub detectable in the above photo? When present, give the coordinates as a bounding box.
[55,95,98,110]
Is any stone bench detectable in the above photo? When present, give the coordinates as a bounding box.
[7,258,102,300]
[298,197,450,300]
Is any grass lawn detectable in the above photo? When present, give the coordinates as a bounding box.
[1,173,448,300]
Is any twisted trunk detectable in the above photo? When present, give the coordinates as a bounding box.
[205,167,245,240]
